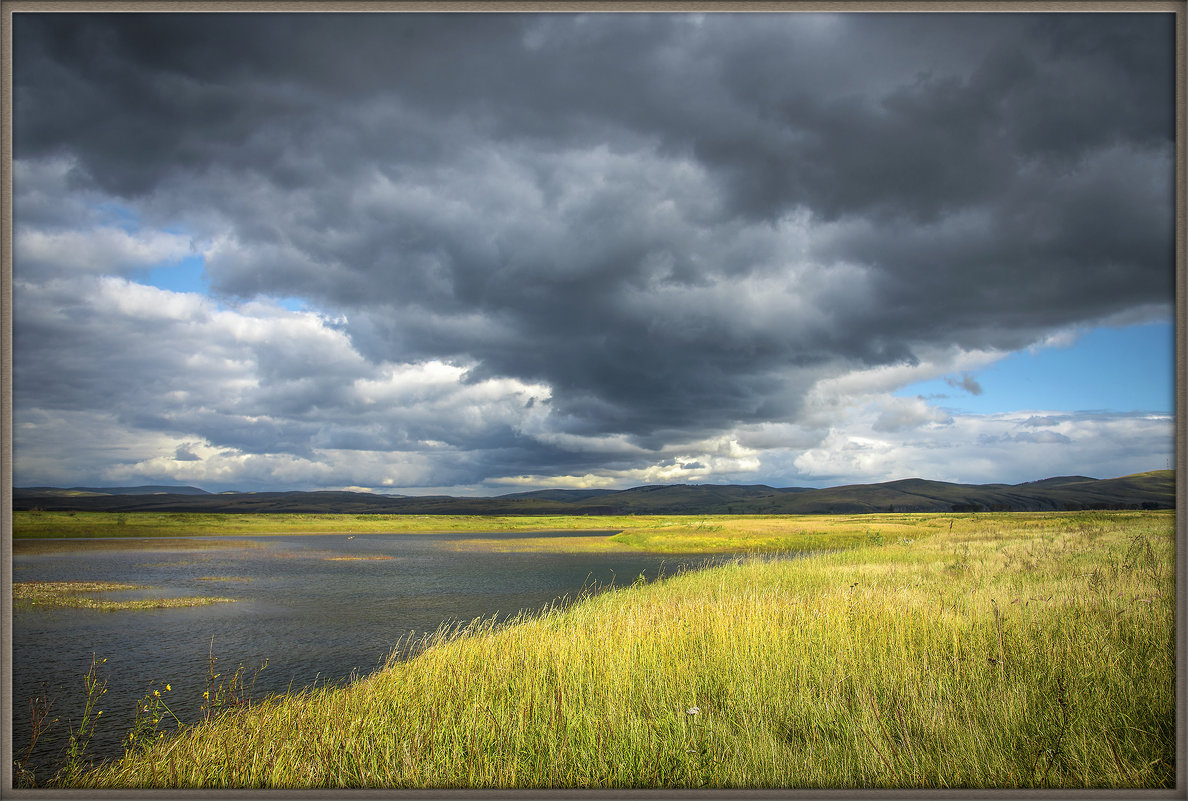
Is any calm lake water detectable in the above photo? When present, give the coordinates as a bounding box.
[12,531,743,775]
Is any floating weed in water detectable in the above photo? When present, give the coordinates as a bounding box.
[13,582,237,611]
[325,555,396,562]
[15,581,148,598]
[195,576,252,582]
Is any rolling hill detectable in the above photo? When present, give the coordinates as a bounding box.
[16,485,212,497]
[11,471,1174,515]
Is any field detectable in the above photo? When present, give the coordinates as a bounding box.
[13,510,1177,789]
[14,510,967,553]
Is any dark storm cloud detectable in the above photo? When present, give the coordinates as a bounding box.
[13,12,1175,470]
[945,373,983,397]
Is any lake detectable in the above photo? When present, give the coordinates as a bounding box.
[11,531,743,776]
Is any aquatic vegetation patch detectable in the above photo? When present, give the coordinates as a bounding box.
[13,581,237,611]
[324,555,396,561]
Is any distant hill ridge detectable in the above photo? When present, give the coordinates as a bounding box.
[13,471,1174,515]
[18,485,213,497]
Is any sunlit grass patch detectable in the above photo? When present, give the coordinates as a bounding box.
[13,581,238,611]
[324,555,396,561]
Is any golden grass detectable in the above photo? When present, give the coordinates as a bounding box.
[10,510,969,546]
[12,511,628,539]
[49,510,1173,789]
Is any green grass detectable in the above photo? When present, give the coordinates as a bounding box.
[11,510,939,547]
[13,509,1106,554]
[38,510,1173,789]
[13,510,631,539]
[12,581,238,611]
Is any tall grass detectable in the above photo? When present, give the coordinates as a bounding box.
[49,511,1175,788]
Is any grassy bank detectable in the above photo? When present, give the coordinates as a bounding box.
[44,510,1173,789]
[12,509,1105,553]
[9,509,905,554]
[13,510,630,539]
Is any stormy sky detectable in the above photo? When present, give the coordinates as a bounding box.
[11,11,1176,494]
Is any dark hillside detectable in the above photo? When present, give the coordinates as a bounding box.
[13,471,1173,515]
[17,485,211,497]
[492,489,619,502]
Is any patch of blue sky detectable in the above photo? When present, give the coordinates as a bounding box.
[895,321,1174,415]
[85,199,210,295]
[135,253,209,294]
[130,254,307,312]
[267,296,308,312]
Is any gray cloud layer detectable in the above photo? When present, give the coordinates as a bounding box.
[12,12,1175,489]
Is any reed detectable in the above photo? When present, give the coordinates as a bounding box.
[45,511,1175,788]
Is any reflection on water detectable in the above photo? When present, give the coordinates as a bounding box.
[12,531,742,776]
[14,537,267,555]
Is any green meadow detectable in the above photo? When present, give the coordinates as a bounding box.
[14,509,988,551]
[12,510,635,539]
[15,510,1176,789]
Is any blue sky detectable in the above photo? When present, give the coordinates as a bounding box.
[136,254,205,293]
[138,257,307,312]
[895,322,1175,416]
